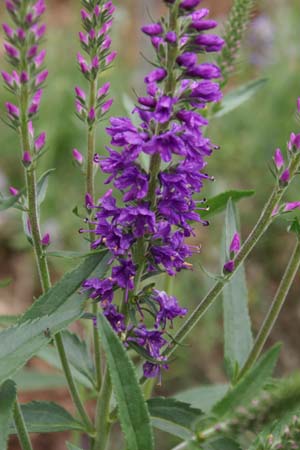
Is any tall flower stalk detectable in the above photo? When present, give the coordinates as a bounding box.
[82,0,224,384]
[74,0,116,391]
[1,0,93,435]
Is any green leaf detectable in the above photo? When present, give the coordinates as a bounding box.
[47,249,106,259]
[148,397,203,440]
[214,79,267,118]
[0,193,22,212]
[201,190,255,220]
[9,401,84,434]
[222,199,253,379]
[213,344,281,418]
[203,438,242,450]
[13,369,66,391]
[0,316,19,327]
[36,169,55,205]
[37,345,93,389]
[175,384,228,414]
[97,313,154,450]
[0,252,110,385]
[0,380,17,449]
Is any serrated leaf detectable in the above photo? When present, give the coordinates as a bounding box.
[214,78,267,118]
[13,369,65,391]
[9,401,84,434]
[201,190,254,220]
[148,397,203,439]
[175,384,228,414]
[0,380,17,449]
[97,313,154,450]
[0,252,110,385]
[213,344,281,418]
[222,199,253,379]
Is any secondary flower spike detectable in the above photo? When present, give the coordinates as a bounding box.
[2,0,47,157]
[82,0,224,379]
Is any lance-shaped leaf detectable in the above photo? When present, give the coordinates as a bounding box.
[222,199,253,379]
[0,380,17,449]
[214,78,267,118]
[212,344,281,418]
[36,169,55,205]
[148,397,203,440]
[67,443,84,450]
[9,402,84,434]
[175,384,228,414]
[0,252,110,385]
[200,190,254,220]
[97,313,154,450]
[13,369,66,391]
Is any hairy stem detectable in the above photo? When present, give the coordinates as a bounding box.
[238,240,300,379]
[162,153,300,360]
[19,66,92,433]
[93,369,113,450]
[13,401,34,450]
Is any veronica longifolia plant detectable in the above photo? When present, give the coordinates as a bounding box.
[1,1,300,450]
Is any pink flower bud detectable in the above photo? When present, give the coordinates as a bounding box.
[88,107,96,122]
[5,102,20,118]
[28,121,34,138]
[17,28,26,41]
[97,82,111,98]
[102,35,112,50]
[73,148,84,165]
[92,56,99,70]
[27,45,38,59]
[22,151,32,167]
[41,233,50,247]
[224,260,235,273]
[101,98,113,114]
[1,71,14,87]
[35,132,46,152]
[20,71,29,84]
[284,202,300,212]
[35,70,48,86]
[9,186,19,196]
[81,9,90,21]
[229,232,241,254]
[105,51,117,65]
[280,168,290,184]
[34,49,46,68]
[85,193,94,209]
[2,23,14,39]
[4,43,20,60]
[75,86,86,101]
[273,148,284,170]
[79,32,89,46]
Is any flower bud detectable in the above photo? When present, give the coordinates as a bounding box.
[22,151,32,167]
[273,148,284,170]
[9,186,19,196]
[73,148,84,165]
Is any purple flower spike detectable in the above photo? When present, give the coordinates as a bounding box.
[230,232,241,255]
[273,148,284,171]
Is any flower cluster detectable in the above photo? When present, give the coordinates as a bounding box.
[74,0,115,135]
[82,0,224,379]
[2,0,48,163]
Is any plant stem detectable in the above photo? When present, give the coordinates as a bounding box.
[13,400,34,450]
[85,77,103,391]
[163,153,300,360]
[238,240,300,379]
[55,333,94,433]
[19,72,92,433]
[93,368,113,450]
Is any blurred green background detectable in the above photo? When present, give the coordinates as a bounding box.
[1,0,300,449]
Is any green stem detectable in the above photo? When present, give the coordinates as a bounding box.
[162,153,300,360]
[86,78,103,391]
[19,65,92,433]
[13,400,34,450]
[55,333,94,433]
[93,369,113,450]
[238,240,300,379]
